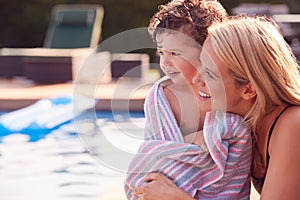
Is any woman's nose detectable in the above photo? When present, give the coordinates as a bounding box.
[192,72,206,87]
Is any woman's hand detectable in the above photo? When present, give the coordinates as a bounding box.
[132,172,195,200]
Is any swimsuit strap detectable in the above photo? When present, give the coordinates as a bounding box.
[266,105,291,169]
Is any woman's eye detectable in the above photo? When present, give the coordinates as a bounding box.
[199,65,214,79]
[205,71,214,79]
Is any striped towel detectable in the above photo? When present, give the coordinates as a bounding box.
[124,78,252,199]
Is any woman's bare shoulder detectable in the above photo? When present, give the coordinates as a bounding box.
[262,106,300,199]
[272,106,300,142]
[280,106,300,129]
[269,105,300,170]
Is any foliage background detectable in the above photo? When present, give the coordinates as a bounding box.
[0,0,299,48]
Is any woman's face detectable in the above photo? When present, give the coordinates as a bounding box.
[193,39,247,114]
[156,31,201,86]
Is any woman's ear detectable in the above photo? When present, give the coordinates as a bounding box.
[242,83,257,100]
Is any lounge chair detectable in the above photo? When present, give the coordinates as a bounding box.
[44,4,104,49]
[0,4,104,83]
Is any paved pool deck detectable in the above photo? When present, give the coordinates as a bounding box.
[0,77,155,111]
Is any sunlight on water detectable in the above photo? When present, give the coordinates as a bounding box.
[0,113,145,200]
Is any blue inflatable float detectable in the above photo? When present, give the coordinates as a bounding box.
[0,96,96,142]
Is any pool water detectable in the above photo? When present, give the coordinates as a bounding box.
[0,111,145,200]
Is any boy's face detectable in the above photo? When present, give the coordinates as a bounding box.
[156,31,201,86]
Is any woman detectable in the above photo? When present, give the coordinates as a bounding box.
[133,15,300,199]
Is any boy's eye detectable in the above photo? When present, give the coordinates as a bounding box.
[156,50,164,56]
[171,51,180,56]
[156,49,181,57]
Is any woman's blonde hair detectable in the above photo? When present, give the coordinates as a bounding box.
[207,15,300,130]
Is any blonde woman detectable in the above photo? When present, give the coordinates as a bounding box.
[133,15,300,200]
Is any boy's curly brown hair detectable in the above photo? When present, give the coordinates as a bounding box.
[149,0,228,46]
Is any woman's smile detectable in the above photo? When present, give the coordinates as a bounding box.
[198,90,211,98]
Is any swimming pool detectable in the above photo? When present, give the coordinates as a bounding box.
[0,111,145,200]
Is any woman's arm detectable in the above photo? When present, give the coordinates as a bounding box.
[261,107,300,199]
[133,173,195,200]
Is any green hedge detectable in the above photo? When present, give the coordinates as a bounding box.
[0,0,298,57]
